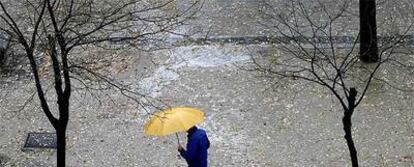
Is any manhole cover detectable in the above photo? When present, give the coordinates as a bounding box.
[23,133,56,149]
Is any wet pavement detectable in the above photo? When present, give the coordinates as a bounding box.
[1,43,413,166]
[1,0,414,166]
[173,0,414,38]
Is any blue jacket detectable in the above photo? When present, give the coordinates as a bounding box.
[179,127,210,167]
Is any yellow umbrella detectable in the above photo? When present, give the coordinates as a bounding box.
[144,106,205,144]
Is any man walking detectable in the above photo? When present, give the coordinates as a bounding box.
[178,126,210,167]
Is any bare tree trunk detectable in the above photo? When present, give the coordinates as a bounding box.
[56,126,66,167]
[0,48,5,66]
[359,0,378,63]
[56,97,69,167]
[343,88,359,167]
[343,109,358,167]
[0,33,10,68]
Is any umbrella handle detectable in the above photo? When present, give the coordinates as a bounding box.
[176,133,181,146]
[176,133,182,159]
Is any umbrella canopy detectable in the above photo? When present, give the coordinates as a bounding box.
[144,107,205,137]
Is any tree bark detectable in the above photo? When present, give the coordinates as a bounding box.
[0,48,5,66]
[56,126,66,167]
[55,96,69,167]
[359,0,378,63]
[56,98,69,167]
[342,88,359,167]
[342,109,358,167]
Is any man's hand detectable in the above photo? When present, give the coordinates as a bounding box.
[178,144,184,152]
